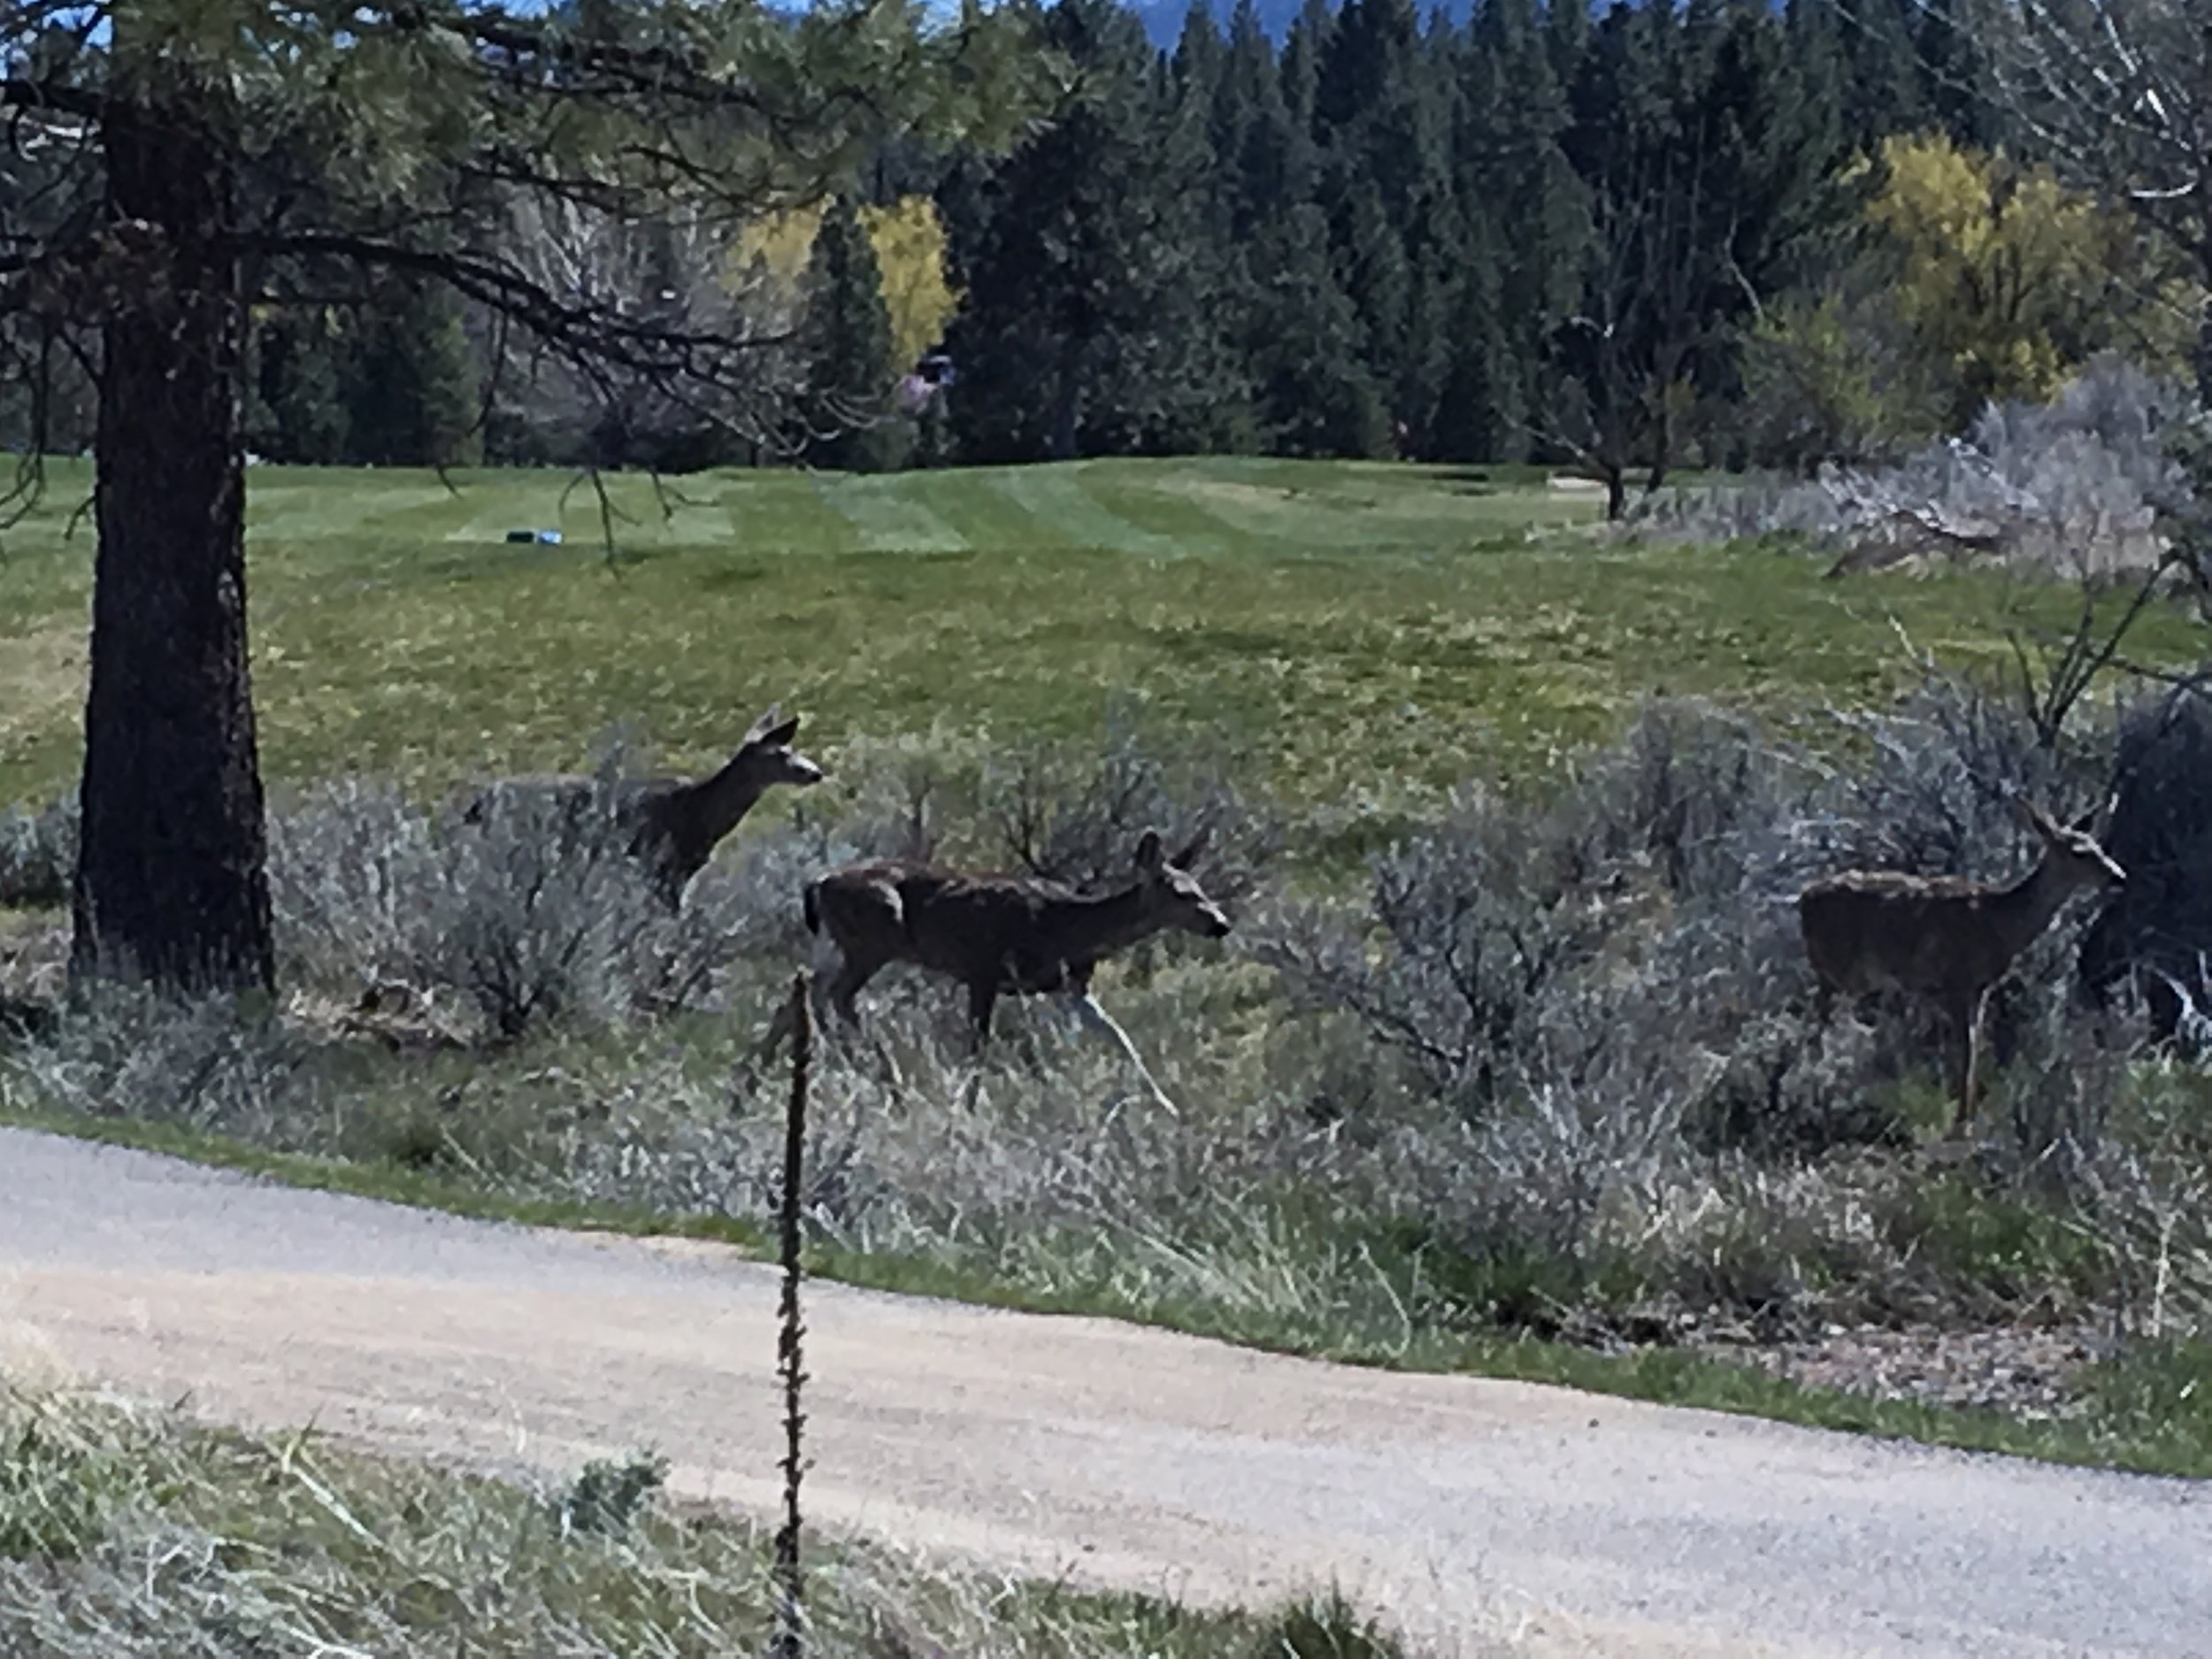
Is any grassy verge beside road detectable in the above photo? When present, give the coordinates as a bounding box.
[0,1380,1412,1659]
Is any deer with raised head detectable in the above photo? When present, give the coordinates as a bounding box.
[1798,796,2125,1133]
[464,706,825,909]
[764,829,1232,1106]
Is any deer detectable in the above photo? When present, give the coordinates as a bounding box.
[1797,795,2125,1135]
[759,828,1232,1108]
[462,706,825,910]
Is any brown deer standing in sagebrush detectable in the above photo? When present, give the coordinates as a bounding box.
[1798,795,2125,1133]
[761,829,1231,1106]
[464,706,825,909]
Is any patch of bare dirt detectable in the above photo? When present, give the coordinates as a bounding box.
[1692,1318,2116,1420]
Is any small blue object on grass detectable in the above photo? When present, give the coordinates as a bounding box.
[504,528,565,545]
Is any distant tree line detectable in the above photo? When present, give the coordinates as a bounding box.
[927,0,2184,511]
[6,0,2191,512]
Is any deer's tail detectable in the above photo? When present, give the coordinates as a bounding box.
[802,879,823,935]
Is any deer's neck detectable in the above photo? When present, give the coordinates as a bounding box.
[1039,881,1158,965]
[672,758,765,853]
[1991,854,2085,963]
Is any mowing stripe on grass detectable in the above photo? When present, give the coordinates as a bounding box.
[250,482,465,541]
[985,464,1186,557]
[1074,465,1234,557]
[1164,471,1385,548]
[811,475,972,553]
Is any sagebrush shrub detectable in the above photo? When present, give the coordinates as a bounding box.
[0,792,76,910]
[1257,682,2131,1221]
[978,710,1279,901]
[1,984,319,1142]
[269,758,753,1039]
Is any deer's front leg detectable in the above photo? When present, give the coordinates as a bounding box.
[1067,990,1178,1115]
[965,979,998,1056]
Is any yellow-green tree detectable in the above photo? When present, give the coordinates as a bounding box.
[1862,133,2188,426]
[861,197,961,370]
[734,195,959,370]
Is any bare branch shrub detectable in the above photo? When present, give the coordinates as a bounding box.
[426,764,693,1040]
[1254,700,1820,1122]
[1803,671,2094,877]
[269,744,763,1041]
[980,708,1280,902]
[267,778,443,995]
[1253,789,1609,1110]
[0,986,319,1143]
[1635,357,2194,582]
[1256,680,2135,1221]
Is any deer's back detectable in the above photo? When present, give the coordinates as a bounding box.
[810,861,1087,987]
[465,773,678,825]
[1798,871,2017,997]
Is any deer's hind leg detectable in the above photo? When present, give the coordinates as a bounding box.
[745,938,878,1078]
[1948,987,1993,1136]
[825,951,887,1028]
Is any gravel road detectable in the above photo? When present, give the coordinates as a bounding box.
[0,1126,2203,1657]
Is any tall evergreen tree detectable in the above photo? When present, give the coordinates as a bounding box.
[1453,0,1589,459]
[343,277,480,468]
[800,196,905,472]
[1311,0,1458,448]
[1841,0,1936,149]
[942,0,1236,461]
[1279,0,1334,144]
[1549,0,1847,511]
[1916,0,1998,149]
[247,307,349,465]
[1243,206,1394,457]
[1214,0,1313,239]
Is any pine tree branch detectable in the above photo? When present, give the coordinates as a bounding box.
[235,230,802,452]
[0,76,103,124]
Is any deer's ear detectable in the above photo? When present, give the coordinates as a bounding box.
[760,715,802,748]
[1171,826,1210,869]
[2012,795,2055,838]
[743,704,787,744]
[1134,830,1165,872]
[2070,795,2116,834]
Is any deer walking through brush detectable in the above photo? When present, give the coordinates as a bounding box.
[761,829,1232,1108]
[464,706,825,909]
[1798,796,2125,1134]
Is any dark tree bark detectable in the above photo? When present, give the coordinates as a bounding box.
[70,78,273,995]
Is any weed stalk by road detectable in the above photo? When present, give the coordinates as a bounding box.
[772,970,812,1659]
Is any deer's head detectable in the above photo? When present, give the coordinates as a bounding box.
[1133,828,1233,939]
[733,705,826,793]
[2017,796,2126,895]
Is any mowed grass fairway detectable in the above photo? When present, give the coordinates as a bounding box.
[1,454,2199,807]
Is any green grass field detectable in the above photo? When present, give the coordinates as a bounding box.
[4,455,2195,810]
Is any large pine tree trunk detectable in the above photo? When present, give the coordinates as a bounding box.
[71,81,273,995]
